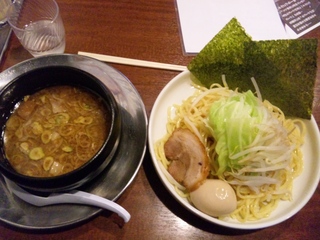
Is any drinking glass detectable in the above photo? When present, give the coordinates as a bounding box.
[0,0,11,26]
[6,0,66,57]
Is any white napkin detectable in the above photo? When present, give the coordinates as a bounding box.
[176,0,290,54]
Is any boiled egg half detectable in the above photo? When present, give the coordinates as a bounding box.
[190,179,237,217]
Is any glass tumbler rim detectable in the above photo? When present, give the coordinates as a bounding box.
[6,0,60,32]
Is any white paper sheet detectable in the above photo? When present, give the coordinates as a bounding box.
[176,0,290,54]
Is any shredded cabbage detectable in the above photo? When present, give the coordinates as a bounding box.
[208,90,293,190]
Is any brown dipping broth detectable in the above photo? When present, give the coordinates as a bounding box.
[3,85,110,177]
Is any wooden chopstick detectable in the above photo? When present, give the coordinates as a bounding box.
[78,51,187,72]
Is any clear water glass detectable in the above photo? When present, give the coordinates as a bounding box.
[6,0,65,57]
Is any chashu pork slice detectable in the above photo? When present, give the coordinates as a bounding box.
[164,128,210,191]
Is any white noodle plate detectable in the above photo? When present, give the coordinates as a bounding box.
[148,70,320,230]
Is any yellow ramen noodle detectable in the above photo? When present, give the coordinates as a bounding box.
[155,82,305,222]
[4,86,110,177]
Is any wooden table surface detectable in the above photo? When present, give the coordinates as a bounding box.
[0,1,320,239]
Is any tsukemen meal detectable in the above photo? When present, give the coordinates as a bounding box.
[155,18,318,222]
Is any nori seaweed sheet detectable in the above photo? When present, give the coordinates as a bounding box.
[188,18,252,87]
[187,18,318,119]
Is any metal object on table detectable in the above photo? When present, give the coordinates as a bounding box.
[0,54,148,229]
[4,177,131,223]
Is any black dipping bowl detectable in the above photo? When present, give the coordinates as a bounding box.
[0,65,121,193]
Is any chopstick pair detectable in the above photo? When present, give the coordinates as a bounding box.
[78,51,187,72]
